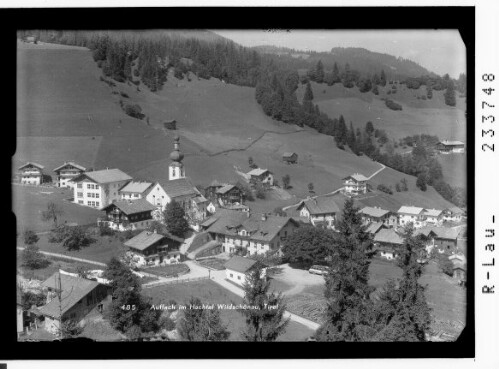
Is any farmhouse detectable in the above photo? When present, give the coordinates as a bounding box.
[205,210,299,256]
[397,206,427,228]
[18,162,45,185]
[342,173,368,196]
[71,168,132,209]
[436,140,465,154]
[161,177,209,223]
[373,228,404,260]
[124,230,184,267]
[35,272,111,335]
[297,197,340,229]
[100,199,157,232]
[205,180,225,199]
[247,168,274,186]
[360,206,397,227]
[423,208,443,225]
[442,207,465,223]
[282,152,298,164]
[415,226,460,254]
[224,256,265,287]
[53,161,86,188]
[215,184,243,207]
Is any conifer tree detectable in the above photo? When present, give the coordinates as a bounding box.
[371,225,431,341]
[303,80,314,102]
[332,62,341,83]
[444,81,456,106]
[164,200,190,237]
[380,69,387,86]
[240,265,289,341]
[316,199,376,341]
[178,297,230,341]
[315,60,325,84]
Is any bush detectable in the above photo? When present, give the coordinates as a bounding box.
[120,91,129,98]
[48,225,70,243]
[377,184,393,195]
[159,316,176,331]
[62,226,95,251]
[133,69,140,77]
[385,99,402,111]
[255,185,266,200]
[23,230,39,245]
[99,225,115,237]
[124,104,145,120]
[21,290,46,310]
[22,244,50,270]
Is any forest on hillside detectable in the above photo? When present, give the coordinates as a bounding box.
[21,29,466,208]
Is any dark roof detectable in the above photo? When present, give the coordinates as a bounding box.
[72,168,132,184]
[38,272,102,318]
[102,198,156,215]
[224,256,258,273]
[282,152,297,159]
[160,177,198,199]
[19,162,44,170]
[53,161,86,173]
[216,184,238,195]
[366,222,385,234]
[374,229,404,245]
[298,197,340,215]
[206,210,298,243]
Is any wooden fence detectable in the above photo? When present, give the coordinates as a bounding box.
[143,275,211,288]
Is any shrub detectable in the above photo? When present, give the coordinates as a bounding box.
[160,316,176,331]
[377,184,393,195]
[132,79,140,86]
[62,226,95,251]
[255,184,266,200]
[120,92,129,98]
[21,290,46,310]
[99,225,115,237]
[124,104,145,120]
[48,225,70,243]
[133,69,140,77]
[385,99,402,111]
[23,230,39,245]
[22,244,50,270]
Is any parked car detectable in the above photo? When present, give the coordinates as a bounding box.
[308,265,330,275]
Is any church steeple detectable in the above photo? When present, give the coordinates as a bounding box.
[169,136,185,180]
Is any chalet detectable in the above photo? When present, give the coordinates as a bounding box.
[205,180,225,199]
[414,226,460,254]
[282,152,298,164]
[119,181,154,200]
[18,162,44,185]
[53,162,87,188]
[35,272,111,335]
[71,168,132,209]
[205,210,299,256]
[297,197,340,229]
[124,230,184,267]
[342,173,368,196]
[224,256,265,287]
[216,184,243,206]
[247,168,274,186]
[373,228,404,260]
[424,208,443,225]
[442,207,465,223]
[436,140,465,154]
[360,206,397,227]
[397,206,427,228]
[99,199,157,232]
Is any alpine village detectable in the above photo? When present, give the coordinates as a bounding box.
[15,30,467,343]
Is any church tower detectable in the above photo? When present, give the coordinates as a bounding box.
[169,136,185,180]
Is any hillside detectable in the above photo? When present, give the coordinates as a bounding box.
[15,41,456,213]
[255,46,435,80]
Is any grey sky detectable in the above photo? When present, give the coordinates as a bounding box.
[212,30,466,78]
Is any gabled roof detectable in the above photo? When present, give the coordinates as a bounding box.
[424,208,443,217]
[360,206,390,218]
[247,168,271,177]
[282,152,297,158]
[124,230,183,251]
[374,229,404,245]
[72,168,132,184]
[38,272,102,319]
[19,162,44,170]
[102,199,156,215]
[224,256,258,273]
[445,207,465,215]
[206,210,298,243]
[119,181,153,194]
[398,206,425,215]
[53,161,86,173]
[160,177,198,199]
[366,222,386,235]
[431,226,460,240]
[298,197,340,215]
[343,173,368,182]
[216,184,238,195]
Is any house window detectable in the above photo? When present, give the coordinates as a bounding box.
[134,194,139,198]
[95,193,100,198]
[230,273,233,278]
[95,185,99,189]
[78,200,83,204]
[77,183,82,189]
[96,202,100,207]
[77,192,83,198]
[237,276,241,280]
